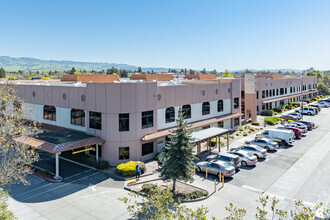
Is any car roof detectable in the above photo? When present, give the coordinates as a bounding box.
[219,152,237,158]
[211,160,227,166]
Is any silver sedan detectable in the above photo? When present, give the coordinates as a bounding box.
[231,144,267,159]
[196,160,236,177]
[245,138,279,151]
[228,150,257,167]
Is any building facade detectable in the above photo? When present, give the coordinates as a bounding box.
[5,74,242,166]
[242,73,318,121]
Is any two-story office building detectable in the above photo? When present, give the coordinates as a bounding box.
[242,73,318,121]
[6,74,242,166]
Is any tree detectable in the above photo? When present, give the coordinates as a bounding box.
[201,68,207,74]
[317,83,329,95]
[69,67,76,75]
[106,67,119,75]
[0,189,15,219]
[189,69,195,74]
[119,186,209,219]
[0,84,39,186]
[0,67,6,78]
[119,69,128,78]
[137,67,142,73]
[306,70,323,82]
[210,69,218,75]
[160,108,196,192]
[222,70,233,78]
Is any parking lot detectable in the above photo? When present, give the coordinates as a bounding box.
[7,106,330,220]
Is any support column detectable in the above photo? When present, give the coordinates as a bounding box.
[96,144,99,162]
[197,143,201,160]
[54,153,61,180]
[208,140,211,155]
[218,136,221,152]
[227,132,229,151]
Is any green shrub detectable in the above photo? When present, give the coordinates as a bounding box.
[221,141,225,146]
[243,132,248,136]
[244,125,250,130]
[249,127,255,131]
[251,121,260,126]
[140,184,157,194]
[116,161,145,176]
[274,112,278,115]
[37,170,51,178]
[184,190,208,200]
[273,108,282,113]
[86,158,109,170]
[238,126,244,131]
[230,135,234,139]
[222,134,228,139]
[264,117,279,125]
[236,133,239,136]
[248,131,251,133]
[260,110,273,116]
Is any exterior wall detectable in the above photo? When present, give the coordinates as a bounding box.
[11,79,242,166]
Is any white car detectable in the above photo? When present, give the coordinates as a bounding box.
[257,129,295,145]
[318,101,330,108]
[295,107,316,116]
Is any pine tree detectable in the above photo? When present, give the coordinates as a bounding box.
[0,67,6,78]
[160,108,196,192]
[69,67,76,75]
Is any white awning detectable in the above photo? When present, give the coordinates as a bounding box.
[191,127,230,143]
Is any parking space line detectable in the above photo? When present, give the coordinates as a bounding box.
[21,172,100,202]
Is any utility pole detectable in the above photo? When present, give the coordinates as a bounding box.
[301,77,304,120]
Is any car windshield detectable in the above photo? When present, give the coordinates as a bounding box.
[222,163,231,168]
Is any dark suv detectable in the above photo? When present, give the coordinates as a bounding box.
[206,153,241,170]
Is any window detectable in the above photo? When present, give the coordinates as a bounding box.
[119,113,129,131]
[269,90,272,97]
[202,125,210,130]
[234,118,239,126]
[290,87,292,93]
[218,121,224,128]
[202,102,210,115]
[273,89,275,96]
[256,91,259,99]
[71,109,85,126]
[165,107,175,123]
[241,91,245,99]
[89,111,102,130]
[142,110,153,129]
[142,142,154,156]
[262,91,265,98]
[217,100,224,112]
[234,98,239,109]
[119,147,129,160]
[182,105,191,119]
[43,105,56,121]
[285,88,287,94]
[276,89,279,96]
[262,105,265,110]
[280,88,284,95]
[256,106,259,112]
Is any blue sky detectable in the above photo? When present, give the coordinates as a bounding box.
[1,0,330,71]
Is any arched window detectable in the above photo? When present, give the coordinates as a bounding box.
[165,107,175,123]
[202,102,210,115]
[182,105,191,119]
[71,109,85,126]
[43,105,56,121]
[217,100,223,112]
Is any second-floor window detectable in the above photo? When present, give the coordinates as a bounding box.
[71,109,85,126]
[119,113,129,131]
[202,102,210,115]
[262,91,265,98]
[89,111,102,130]
[256,91,259,99]
[217,100,224,112]
[142,110,153,129]
[234,98,239,109]
[165,107,175,123]
[43,105,56,121]
[182,105,191,119]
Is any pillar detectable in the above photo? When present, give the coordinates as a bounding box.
[96,144,99,162]
[54,153,61,180]
[208,140,211,155]
[227,132,229,151]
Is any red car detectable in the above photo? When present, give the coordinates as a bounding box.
[283,126,302,138]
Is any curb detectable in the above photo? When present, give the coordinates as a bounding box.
[32,172,62,183]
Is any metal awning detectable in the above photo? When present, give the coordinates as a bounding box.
[15,129,104,154]
[191,127,229,143]
[141,112,242,141]
[262,90,318,104]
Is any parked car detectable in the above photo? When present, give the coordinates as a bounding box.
[318,101,330,108]
[289,112,302,120]
[195,160,236,177]
[245,138,279,151]
[297,120,313,131]
[309,103,322,110]
[288,122,308,133]
[295,107,316,115]
[277,126,302,138]
[227,150,257,167]
[257,129,295,145]
[280,115,299,121]
[308,105,320,113]
[231,144,267,159]
[206,152,241,170]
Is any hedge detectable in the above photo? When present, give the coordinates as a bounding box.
[184,190,209,200]
[260,110,273,116]
[264,117,279,125]
[273,108,282,113]
[251,121,260,126]
[116,161,145,176]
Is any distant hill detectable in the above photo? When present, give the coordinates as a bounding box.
[0,56,170,72]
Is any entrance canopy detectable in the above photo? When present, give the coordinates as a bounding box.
[15,129,104,154]
[191,127,229,144]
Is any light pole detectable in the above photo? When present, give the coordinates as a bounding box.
[301,77,304,120]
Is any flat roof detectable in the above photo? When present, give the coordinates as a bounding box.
[191,127,229,143]
[15,129,104,154]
